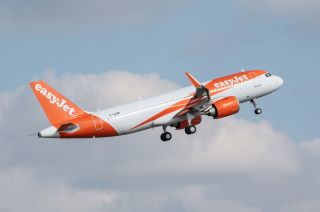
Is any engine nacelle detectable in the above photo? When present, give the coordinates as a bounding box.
[209,96,240,119]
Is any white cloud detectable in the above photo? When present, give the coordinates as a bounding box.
[0,70,319,211]
[38,69,180,110]
[189,118,300,178]
[0,168,117,212]
[300,139,320,156]
[280,199,320,212]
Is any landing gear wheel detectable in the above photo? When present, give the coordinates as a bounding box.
[160,132,172,142]
[255,108,262,115]
[185,125,197,135]
[250,99,262,115]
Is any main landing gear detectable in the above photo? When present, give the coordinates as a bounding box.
[160,126,172,142]
[250,98,262,115]
[160,124,197,142]
[185,125,197,135]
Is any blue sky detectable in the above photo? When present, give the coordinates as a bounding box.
[0,1,320,211]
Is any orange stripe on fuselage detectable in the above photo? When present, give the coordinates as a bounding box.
[132,98,190,129]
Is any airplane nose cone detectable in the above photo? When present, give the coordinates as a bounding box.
[273,76,284,90]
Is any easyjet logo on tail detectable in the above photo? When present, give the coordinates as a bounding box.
[34,84,75,116]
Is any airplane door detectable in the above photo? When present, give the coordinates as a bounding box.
[249,72,261,87]
[91,115,103,130]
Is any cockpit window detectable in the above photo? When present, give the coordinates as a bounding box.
[265,73,272,77]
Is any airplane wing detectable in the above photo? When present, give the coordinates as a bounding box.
[176,72,212,117]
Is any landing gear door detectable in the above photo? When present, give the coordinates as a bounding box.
[249,72,261,88]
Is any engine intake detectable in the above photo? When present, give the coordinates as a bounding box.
[210,96,240,119]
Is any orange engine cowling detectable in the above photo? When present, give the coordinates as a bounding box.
[211,96,240,119]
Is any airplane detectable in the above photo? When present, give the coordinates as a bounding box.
[30,70,283,142]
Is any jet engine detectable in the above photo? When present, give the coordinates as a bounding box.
[208,96,240,119]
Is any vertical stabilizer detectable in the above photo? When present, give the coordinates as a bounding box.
[29,81,86,127]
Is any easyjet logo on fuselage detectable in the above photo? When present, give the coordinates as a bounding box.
[214,74,249,89]
[34,84,75,116]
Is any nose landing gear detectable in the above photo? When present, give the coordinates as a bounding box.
[250,99,262,115]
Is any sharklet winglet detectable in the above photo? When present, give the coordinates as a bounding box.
[185,72,201,88]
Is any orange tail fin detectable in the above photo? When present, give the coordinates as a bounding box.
[29,80,86,127]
